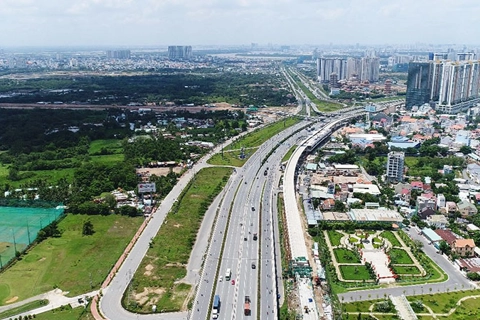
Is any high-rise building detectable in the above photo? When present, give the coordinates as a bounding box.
[406,58,480,113]
[345,57,379,82]
[317,58,347,82]
[168,46,192,60]
[106,50,131,59]
[406,62,434,108]
[384,79,392,94]
[386,151,405,182]
[329,73,338,88]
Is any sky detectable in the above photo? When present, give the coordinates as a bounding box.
[1,0,479,47]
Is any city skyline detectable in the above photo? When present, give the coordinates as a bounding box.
[1,0,480,47]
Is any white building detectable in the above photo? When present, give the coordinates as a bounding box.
[386,151,405,182]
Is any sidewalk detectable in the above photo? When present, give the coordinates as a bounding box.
[1,289,98,320]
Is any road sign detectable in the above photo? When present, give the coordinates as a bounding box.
[138,183,156,193]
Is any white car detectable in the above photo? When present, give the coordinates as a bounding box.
[219,276,223,282]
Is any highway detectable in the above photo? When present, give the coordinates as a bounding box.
[191,120,313,320]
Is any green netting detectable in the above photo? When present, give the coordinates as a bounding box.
[0,206,64,267]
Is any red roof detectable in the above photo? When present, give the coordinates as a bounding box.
[435,229,457,245]
[411,181,424,189]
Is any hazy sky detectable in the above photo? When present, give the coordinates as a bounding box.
[1,0,479,47]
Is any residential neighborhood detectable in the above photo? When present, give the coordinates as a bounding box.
[299,103,480,283]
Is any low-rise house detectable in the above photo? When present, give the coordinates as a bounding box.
[457,200,478,217]
[418,207,436,220]
[426,215,449,229]
[435,229,458,246]
[452,239,476,258]
[322,198,335,211]
[417,196,436,212]
[411,181,424,191]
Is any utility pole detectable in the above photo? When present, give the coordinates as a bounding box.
[11,229,17,255]
[26,221,31,244]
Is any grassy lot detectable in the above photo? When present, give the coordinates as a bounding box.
[392,265,421,275]
[88,139,123,155]
[126,167,233,313]
[380,231,401,247]
[0,299,48,319]
[349,237,358,243]
[0,139,125,187]
[282,145,297,162]
[0,165,76,188]
[334,248,361,263]
[341,299,381,312]
[327,230,344,246]
[89,154,124,164]
[406,290,480,314]
[207,147,258,167]
[0,214,143,305]
[396,230,447,284]
[389,248,414,264]
[34,305,90,320]
[226,117,300,151]
[339,265,373,281]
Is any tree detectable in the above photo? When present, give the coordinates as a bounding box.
[438,240,451,255]
[460,145,472,155]
[104,193,117,210]
[82,220,95,236]
[334,200,346,212]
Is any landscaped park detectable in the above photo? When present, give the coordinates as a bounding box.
[325,229,425,285]
[315,228,445,294]
[341,289,480,319]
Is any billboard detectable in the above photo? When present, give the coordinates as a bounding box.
[365,104,377,112]
[138,183,156,193]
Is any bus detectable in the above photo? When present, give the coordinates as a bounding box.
[225,268,231,281]
[212,295,220,319]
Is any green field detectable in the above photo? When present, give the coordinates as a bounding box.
[34,305,90,320]
[0,214,143,305]
[88,139,123,155]
[339,265,373,281]
[282,145,297,162]
[392,265,421,275]
[226,117,300,151]
[126,167,233,313]
[0,165,75,188]
[389,248,414,264]
[327,230,344,246]
[380,231,401,247]
[342,299,382,312]
[207,147,258,167]
[334,248,361,263]
[406,290,480,314]
[0,299,48,319]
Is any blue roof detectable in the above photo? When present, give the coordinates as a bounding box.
[421,228,443,242]
[391,136,409,142]
[388,141,420,149]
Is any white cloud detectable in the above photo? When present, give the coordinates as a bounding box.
[0,0,480,46]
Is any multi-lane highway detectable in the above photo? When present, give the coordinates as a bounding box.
[191,120,313,320]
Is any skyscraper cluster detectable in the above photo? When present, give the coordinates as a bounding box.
[106,50,131,59]
[316,57,380,83]
[406,53,480,113]
[168,46,192,60]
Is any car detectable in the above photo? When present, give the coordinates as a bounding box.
[231,279,235,285]
[251,207,255,211]
[251,263,256,269]
[219,276,223,282]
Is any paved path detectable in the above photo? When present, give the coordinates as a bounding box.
[0,289,98,320]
